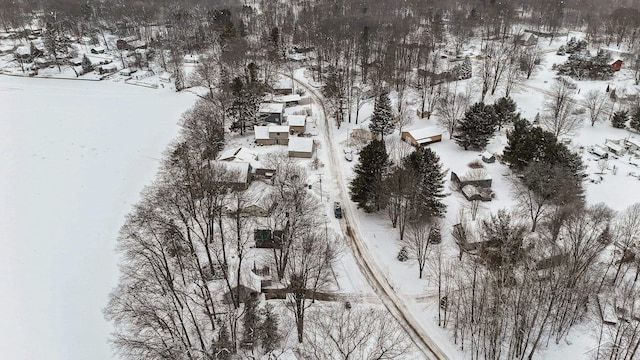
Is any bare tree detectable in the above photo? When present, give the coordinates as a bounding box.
[402,219,440,278]
[437,85,471,139]
[302,305,416,359]
[584,89,609,126]
[542,80,582,137]
[285,229,340,343]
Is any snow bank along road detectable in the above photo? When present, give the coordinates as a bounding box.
[291,74,450,360]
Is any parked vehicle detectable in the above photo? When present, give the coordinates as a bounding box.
[345,152,353,161]
[334,202,343,218]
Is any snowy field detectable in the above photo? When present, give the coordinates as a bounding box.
[0,75,195,360]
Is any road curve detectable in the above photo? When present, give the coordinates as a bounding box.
[291,73,449,360]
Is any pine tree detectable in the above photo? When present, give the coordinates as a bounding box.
[630,108,640,132]
[242,295,259,347]
[493,96,518,130]
[258,304,282,353]
[215,324,233,360]
[403,148,447,218]
[81,54,93,74]
[612,110,628,129]
[368,92,395,137]
[455,102,498,150]
[350,139,389,212]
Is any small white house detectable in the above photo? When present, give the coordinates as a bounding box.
[287,114,307,134]
[288,137,314,158]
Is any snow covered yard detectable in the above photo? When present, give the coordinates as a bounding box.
[0,75,196,360]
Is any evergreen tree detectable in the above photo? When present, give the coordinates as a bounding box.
[242,295,259,347]
[493,96,518,130]
[215,324,233,360]
[630,108,640,132]
[258,304,282,353]
[612,110,628,129]
[350,139,389,212]
[403,148,447,218]
[81,54,93,74]
[455,102,498,150]
[368,92,395,137]
[228,64,265,135]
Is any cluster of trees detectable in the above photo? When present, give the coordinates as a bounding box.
[503,117,586,231]
[612,107,640,131]
[454,96,519,150]
[104,97,344,358]
[557,50,614,80]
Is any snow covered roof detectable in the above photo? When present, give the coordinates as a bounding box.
[626,138,640,148]
[227,259,261,293]
[272,94,301,103]
[273,76,293,90]
[405,126,442,144]
[288,137,314,153]
[219,147,258,162]
[605,141,624,153]
[15,46,29,55]
[287,114,306,127]
[254,126,270,140]
[101,63,118,70]
[183,54,199,63]
[217,161,250,184]
[259,102,284,114]
[269,125,289,133]
[0,45,14,53]
[284,105,310,116]
[91,46,105,52]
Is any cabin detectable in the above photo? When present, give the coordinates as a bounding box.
[401,127,443,147]
[288,137,314,158]
[259,103,285,124]
[116,37,147,51]
[624,138,640,153]
[611,59,623,72]
[287,114,307,134]
[132,69,154,80]
[516,32,538,46]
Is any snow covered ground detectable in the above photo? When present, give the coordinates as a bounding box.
[0,75,196,360]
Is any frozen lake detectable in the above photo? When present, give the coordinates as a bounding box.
[0,75,196,360]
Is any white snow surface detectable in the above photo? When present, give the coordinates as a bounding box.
[0,75,196,360]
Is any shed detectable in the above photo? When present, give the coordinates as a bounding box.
[254,126,274,146]
[604,140,624,155]
[611,59,623,72]
[481,151,496,163]
[222,261,263,305]
[90,46,105,54]
[401,127,443,147]
[98,63,118,74]
[259,103,285,124]
[288,137,314,158]
[287,114,307,134]
[268,125,290,145]
[132,69,154,80]
[451,169,492,189]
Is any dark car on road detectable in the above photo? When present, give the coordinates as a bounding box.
[334,202,343,218]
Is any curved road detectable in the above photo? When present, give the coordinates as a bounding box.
[291,73,450,360]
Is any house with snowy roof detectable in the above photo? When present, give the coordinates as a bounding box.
[259,102,285,124]
[401,126,443,147]
[288,137,314,158]
[286,114,307,134]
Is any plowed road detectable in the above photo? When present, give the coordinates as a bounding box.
[291,74,449,360]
